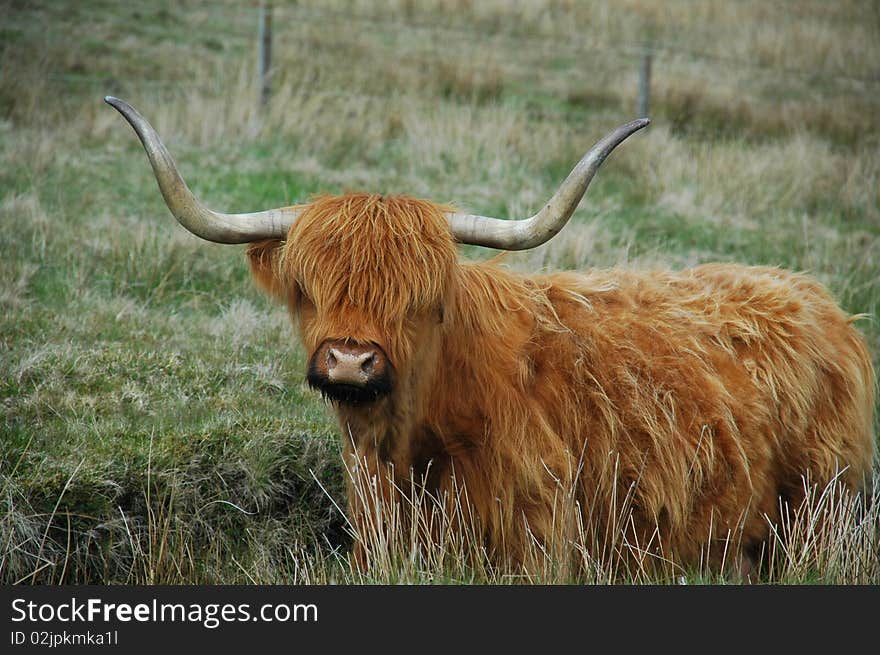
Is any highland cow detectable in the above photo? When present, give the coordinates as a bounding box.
[106,97,876,576]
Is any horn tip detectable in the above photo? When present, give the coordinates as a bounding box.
[620,117,651,136]
[104,96,129,112]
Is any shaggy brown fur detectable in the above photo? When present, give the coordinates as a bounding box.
[248,192,876,575]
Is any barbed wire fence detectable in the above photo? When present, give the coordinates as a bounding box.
[11,0,879,127]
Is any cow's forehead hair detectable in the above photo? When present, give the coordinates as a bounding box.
[281,193,459,325]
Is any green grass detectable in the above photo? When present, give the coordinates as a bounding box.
[1,0,878,584]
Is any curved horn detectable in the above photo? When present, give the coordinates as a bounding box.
[104,96,299,243]
[447,118,649,250]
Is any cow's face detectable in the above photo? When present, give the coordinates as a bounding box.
[248,194,458,408]
[105,96,646,415]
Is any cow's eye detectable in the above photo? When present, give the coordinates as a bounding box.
[294,283,314,310]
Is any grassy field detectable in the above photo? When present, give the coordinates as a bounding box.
[1,0,879,584]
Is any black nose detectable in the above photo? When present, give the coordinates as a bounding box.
[307,339,394,404]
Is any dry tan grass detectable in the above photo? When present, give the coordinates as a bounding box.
[625,126,880,224]
[329,453,880,584]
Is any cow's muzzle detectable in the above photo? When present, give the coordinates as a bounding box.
[307,339,394,404]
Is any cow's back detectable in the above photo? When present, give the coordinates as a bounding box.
[534,263,876,568]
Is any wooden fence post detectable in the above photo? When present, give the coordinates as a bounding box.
[258,1,273,111]
[637,49,652,118]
